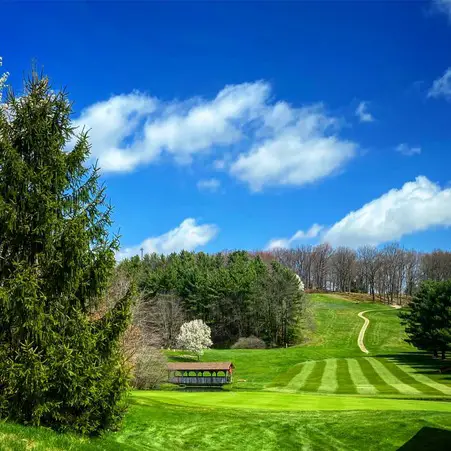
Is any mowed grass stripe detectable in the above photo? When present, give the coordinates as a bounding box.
[302,360,327,392]
[366,358,420,395]
[357,358,395,394]
[336,358,357,394]
[346,359,377,395]
[378,358,444,396]
[392,362,451,396]
[318,359,338,393]
[286,361,316,391]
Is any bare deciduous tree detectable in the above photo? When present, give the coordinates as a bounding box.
[330,247,356,292]
[265,242,450,304]
[135,293,186,349]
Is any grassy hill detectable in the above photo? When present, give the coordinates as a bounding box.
[179,294,450,395]
[1,292,451,450]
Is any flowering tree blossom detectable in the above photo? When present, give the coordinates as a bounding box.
[176,319,213,360]
[294,273,305,292]
[0,57,8,103]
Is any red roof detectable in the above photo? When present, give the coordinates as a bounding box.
[167,362,234,371]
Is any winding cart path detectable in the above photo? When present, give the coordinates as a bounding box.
[357,310,376,354]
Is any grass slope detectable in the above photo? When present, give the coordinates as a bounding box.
[2,392,451,450]
[2,292,451,450]
[190,294,421,390]
[265,295,451,396]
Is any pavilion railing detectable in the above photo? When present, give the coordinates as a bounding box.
[169,376,229,385]
[168,370,232,386]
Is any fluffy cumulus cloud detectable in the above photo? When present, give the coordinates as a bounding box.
[428,67,451,100]
[434,0,451,21]
[322,176,451,247]
[395,143,421,156]
[197,178,221,192]
[230,105,357,191]
[266,224,323,250]
[117,218,218,260]
[72,82,269,171]
[355,101,374,123]
[72,81,359,191]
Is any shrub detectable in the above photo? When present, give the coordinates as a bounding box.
[231,336,266,349]
[132,350,168,390]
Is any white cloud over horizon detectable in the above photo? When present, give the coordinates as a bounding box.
[266,176,451,250]
[116,218,218,260]
[428,67,451,100]
[322,176,451,247]
[395,143,422,156]
[72,81,359,191]
[355,101,374,123]
[266,223,324,250]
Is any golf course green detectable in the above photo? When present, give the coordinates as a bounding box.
[1,293,450,450]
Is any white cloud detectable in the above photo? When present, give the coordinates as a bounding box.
[197,178,221,192]
[355,101,374,123]
[72,81,359,191]
[117,218,218,260]
[72,82,269,172]
[428,67,451,100]
[71,92,158,172]
[266,224,323,250]
[395,143,421,156]
[322,176,451,247]
[230,105,357,191]
[434,0,451,21]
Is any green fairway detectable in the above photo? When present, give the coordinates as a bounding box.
[179,294,417,390]
[2,292,451,450]
[131,390,451,412]
[1,391,451,450]
[269,357,451,397]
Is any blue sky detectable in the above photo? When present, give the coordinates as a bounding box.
[3,0,451,257]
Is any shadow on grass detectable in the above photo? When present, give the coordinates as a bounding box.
[398,427,451,450]
[378,352,451,381]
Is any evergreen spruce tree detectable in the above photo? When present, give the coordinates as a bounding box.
[400,280,451,360]
[0,71,132,434]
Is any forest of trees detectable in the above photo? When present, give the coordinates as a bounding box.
[257,244,451,304]
[120,244,451,350]
[120,251,308,348]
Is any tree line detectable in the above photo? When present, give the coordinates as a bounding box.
[120,250,308,348]
[257,244,451,304]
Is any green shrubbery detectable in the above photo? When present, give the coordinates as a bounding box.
[232,336,266,349]
[0,71,132,434]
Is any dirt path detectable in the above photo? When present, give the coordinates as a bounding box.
[357,310,375,354]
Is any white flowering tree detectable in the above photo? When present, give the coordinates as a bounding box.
[294,273,305,292]
[0,57,8,103]
[176,319,213,360]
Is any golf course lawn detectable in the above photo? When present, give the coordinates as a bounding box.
[1,293,451,450]
[2,392,451,450]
